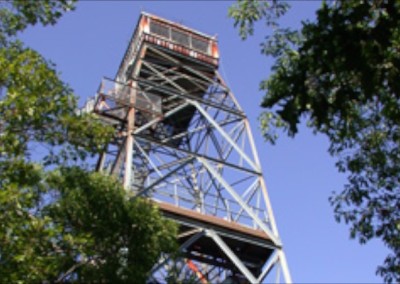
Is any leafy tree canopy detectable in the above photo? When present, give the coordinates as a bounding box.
[0,1,177,282]
[229,0,400,282]
[0,0,75,46]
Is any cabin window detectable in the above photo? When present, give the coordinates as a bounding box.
[150,21,169,39]
[171,29,189,47]
[192,37,208,53]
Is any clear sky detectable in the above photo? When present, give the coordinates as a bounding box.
[19,1,387,283]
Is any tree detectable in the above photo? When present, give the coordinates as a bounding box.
[229,0,400,282]
[0,1,177,282]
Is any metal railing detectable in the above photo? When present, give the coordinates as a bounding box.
[97,77,162,115]
[142,177,270,230]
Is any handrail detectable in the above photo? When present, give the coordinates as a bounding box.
[144,177,269,229]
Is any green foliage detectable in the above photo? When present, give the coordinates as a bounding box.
[228,0,290,40]
[0,0,76,46]
[230,0,400,282]
[0,164,177,283]
[48,168,177,283]
[0,41,113,163]
[0,1,178,282]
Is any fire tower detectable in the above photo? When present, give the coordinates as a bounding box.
[84,12,291,283]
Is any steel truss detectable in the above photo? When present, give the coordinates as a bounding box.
[86,28,291,283]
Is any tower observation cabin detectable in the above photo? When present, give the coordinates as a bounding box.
[86,12,292,284]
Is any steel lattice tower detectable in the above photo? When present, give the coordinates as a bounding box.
[84,12,291,283]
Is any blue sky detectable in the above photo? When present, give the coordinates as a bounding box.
[19,1,387,283]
